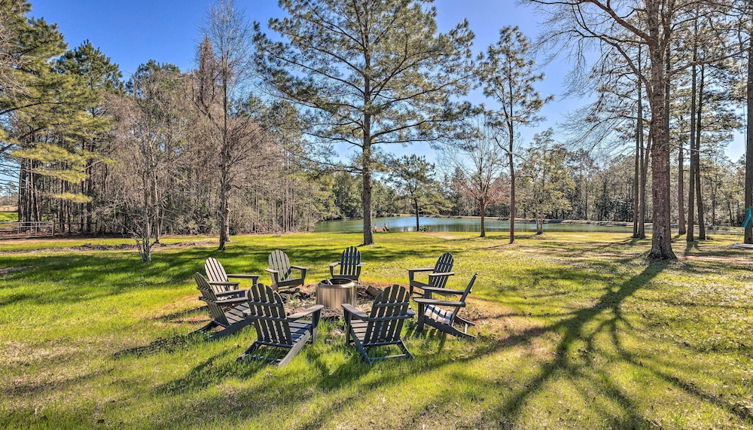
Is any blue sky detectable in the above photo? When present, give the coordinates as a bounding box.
[30,0,746,162]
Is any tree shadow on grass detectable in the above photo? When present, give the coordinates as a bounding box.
[113,330,209,359]
[457,262,667,426]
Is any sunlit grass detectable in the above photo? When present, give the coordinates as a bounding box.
[1,231,751,428]
[0,211,17,221]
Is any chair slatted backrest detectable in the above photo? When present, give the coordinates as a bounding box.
[194,273,229,326]
[269,250,293,282]
[338,246,361,278]
[363,285,410,345]
[205,257,228,283]
[247,284,292,346]
[429,252,454,289]
[449,273,477,321]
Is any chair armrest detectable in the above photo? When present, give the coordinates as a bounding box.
[200,296,247,305]
[265,268,278,274]
[342,303,368,320]
[421,287,466,295]
[329,262,340,268]
[208,281,239,287]
[428,272,455,278]
[290,265,308,271]
[407,268,434,274]
[414,297,466,307]
[226,274,260,280]
[215,289,247,298]
[288,304,324,320]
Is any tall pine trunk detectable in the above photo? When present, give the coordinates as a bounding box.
[646,24,676,259]
[633,73,641,236]
[508,133,516,244]
[687,36,698,242]
[218,74,230,251]
[745,22,753,243]
[695,63,706,240]
[414,198,420,231]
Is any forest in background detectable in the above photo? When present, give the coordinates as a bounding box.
[0,0,751,261]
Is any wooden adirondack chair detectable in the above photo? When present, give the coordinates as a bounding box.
[238,284,323,366]
[329,246,362,281]
[194,273,253,339]
[414,273,477,339]
[342,285,415,363]
[266,250,308,292]
[204,257,259,293]
[407,252,454,297]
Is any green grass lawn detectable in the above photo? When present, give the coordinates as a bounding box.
[0,211,17,221]
[1,231,752,429]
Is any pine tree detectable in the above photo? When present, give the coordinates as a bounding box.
[476,26,550,244]
[254,0,474,245]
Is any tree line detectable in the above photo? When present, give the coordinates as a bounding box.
[0,0,751,261]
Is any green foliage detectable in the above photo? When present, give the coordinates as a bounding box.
[389,154,448,221]
[477,26,550,135]
[519,129,575,222]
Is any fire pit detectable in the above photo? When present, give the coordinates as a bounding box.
[316,278,357,310]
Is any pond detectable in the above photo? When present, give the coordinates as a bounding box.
[314,216,638,233]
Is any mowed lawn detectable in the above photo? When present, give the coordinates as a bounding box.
[1,231,752,429]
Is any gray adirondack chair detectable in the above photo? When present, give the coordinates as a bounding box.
[204,257,259,293]
[407,252,454,297]
[329,246,362,281]
[238,284,323,366]
[342,285,414,363]
[414,273,477,339]
[266,250,308,292]
[194,273,253,339]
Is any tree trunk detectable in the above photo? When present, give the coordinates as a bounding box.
[508,135,515,244]
[536,217,543,235]
[678,116,686,235]
[218,74,230,251]
[414,198,420,231]
[637,110,648,239]
[480,201,486,238]
[687,43,698,242]
[745,22,753,243]
[695,63,706,240]
[362,140,374,245]
[646,17,676,259]
[633,52,643,238]
[633,113,640,237]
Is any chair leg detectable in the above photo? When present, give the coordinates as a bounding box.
[416,304,426,333]
[278,331,310,367]
[351,335,371,364]
[397,340,413,359]
[237,341,261,361]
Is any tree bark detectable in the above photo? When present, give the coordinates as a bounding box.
[633,114,640,237]
[508,135,516,244]
[678,116,686,235]
[634,49,644,239]
[687,39,698,242]
[745,21,753,243]
[218,72,230,251]
[695,63,706,240]
[480,200,486,238]
[362,136,374,245]
[646,4,676,259]
[414,198,420,231]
